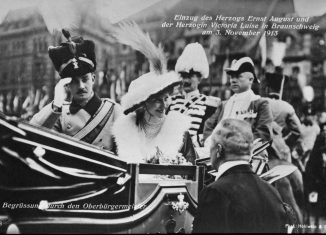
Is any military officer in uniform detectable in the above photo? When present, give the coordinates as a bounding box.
[203,57,273,143]
[263,72,304,224]
[263,72,302,162]
[30,30,122,151]
[169,43,220,147]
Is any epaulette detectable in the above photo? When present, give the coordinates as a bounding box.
[102,98,118,105]
[205,96,221,107]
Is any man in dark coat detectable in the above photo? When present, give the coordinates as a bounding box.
[305,123,326,217]
[193,119,288,233]
[203,57,272,143]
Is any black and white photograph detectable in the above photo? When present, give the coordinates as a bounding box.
[0,0,326,233]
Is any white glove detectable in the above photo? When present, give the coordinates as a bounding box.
[53,77,72,108]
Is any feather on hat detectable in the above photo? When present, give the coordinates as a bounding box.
[175,42,209,79]
[111,22,181,115]
[48,29,96,78]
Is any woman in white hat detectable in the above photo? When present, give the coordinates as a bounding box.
[111,23,198,164]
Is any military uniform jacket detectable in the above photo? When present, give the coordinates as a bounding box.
[169,92,220,147]
[268,97,302,147]
[30,94,122,151]
[203,98,273,141]
[267,97,303,161]
[192,164,288,233]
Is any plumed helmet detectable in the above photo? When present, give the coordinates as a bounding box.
[48,29,96,78]
[175,42,209,79]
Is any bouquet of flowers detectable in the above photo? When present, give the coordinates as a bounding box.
[145,147,192,180]
[146,147,192,166]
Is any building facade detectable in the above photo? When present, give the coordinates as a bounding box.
[0,6,115,116]
[1,1,326,116]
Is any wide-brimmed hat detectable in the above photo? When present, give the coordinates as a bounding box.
[111,22,181,115]
[48,29,96,78]
[121,71,181,115]
[175,42,209,79]
[225,57,259,83]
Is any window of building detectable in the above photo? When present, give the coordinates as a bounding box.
[12,42,15,54]
[303,34,312,55]
[20,62,26,75]
[2,43,8,56]
[33,38,38,52]
[2,72,8,84]
[11,67,17,81]
[21,41,26,54]
[17,41,21,54]
[38,37,43,52]
[43,37,48,52]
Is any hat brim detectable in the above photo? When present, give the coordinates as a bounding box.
[121,72,181,115]
[60,60,95,78]
[225,69,260,83]
[123,81,181,115]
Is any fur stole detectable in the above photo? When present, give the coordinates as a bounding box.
[112,111,191,163]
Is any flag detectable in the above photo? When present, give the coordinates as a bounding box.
[13,94,20,113]
[6,91,13,114]
[271,41,287,66]
[221,49,229,85]
[0,94,4,112]
[259,32,267,68]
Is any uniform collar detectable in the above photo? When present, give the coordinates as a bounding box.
[215,160,249,181]
[268,93,280,99]
[230,89,254,101]
[70,93,102,115]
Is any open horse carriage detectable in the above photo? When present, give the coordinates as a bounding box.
[0,113,297,234]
